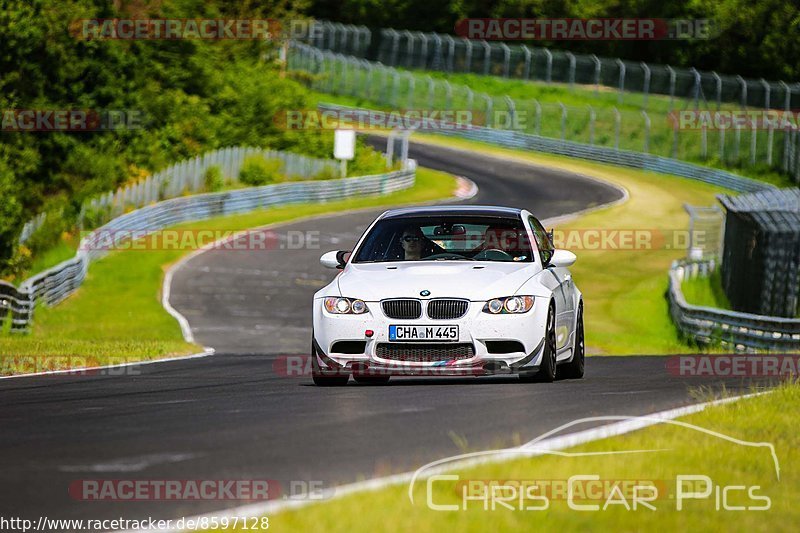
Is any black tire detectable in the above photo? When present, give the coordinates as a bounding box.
[520,302,557,383]
[353,374,390,385]
[559,302,585,379]
[311,336,349,387]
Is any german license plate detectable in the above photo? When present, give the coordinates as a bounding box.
[389,325,459,342]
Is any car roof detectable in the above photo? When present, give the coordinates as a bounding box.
[380,205,525,219]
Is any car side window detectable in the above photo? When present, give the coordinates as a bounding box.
[529,216,554,266]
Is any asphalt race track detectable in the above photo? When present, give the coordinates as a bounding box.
[0,140,780,524]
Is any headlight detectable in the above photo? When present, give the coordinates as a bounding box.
[324,297,369,314]
[483,296,534,314]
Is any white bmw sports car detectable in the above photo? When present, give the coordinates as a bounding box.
[311,206,584,386]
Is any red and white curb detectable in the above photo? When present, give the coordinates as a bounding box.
[453,176,478,199]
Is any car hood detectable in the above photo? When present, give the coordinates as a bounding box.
[336,261,541,301]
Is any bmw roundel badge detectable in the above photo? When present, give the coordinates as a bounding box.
[420,290,431,297]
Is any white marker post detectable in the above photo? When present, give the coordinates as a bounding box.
[334,129,356,178]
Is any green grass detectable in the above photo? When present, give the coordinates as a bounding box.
[263,382,797,532]
[682,271,732,310]
[306,69,794,187]
[0,168,457,374]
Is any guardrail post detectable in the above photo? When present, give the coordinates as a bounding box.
[359,25,371,55]
[750,119,758,166]
[417,32,428,69]
[734,122,741,161]
[387,28,400,66]
[641,110,651,153]
[781,81,792,171]
[591,55,601,95]
[566,52,576,91]
[587,105,596,145]
[641,62,651,108]
[430,33,443,70]
[403,30,415,68]
[464,38,473,72]
[481,40,491,75]
[534,99,542,136]
[362,59,374,100]
[761,78,771,110]
[444,35,455,72]
[444,80,452,110]
[559,102,567,141]
[719,122,726,162]
[391,69,400,106]
[690,68,701,110]
[613,107,621,150]
[616,59,626,104]
[504,95,516,130]
[465,86,474,114]
[521,45,532,80]
[737,75,747,108]
[544,48,553,83]
[482,94,493,127]
[426,75,434,109]
[712,72,722,110]
[767,118,774,166]
[500,43,511,78]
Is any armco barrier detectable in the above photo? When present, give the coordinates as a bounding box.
[668,260,800,351]
[318,102,774,194]
[3,164,416,333]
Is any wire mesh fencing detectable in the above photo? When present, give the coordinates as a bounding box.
[290,43,800,183]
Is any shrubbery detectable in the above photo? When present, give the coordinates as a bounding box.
[203,166,224,192]
[239,157,285,186]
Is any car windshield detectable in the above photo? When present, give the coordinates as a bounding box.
[353,215,534,263]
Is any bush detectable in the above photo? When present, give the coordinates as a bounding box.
[312,166,340,181]
[204,165,224,192]
[239,156,285,186]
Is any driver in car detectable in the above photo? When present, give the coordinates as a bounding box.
[400,225,437,260]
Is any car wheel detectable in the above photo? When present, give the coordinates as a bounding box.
[559,302,585,379]
[311,335,349,387]
[520,302,557,383]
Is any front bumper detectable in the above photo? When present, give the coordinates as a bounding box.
[312,298,549,376]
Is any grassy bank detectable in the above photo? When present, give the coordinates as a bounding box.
[266,382,796,532]
[0,168,456,374]
[682,271,732,310]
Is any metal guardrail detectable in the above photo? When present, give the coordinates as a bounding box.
[668,259,800,351]
[318,102,774,194]
[3,163,416,333]
[19,146,340,245]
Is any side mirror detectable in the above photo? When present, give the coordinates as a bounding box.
[320,250,350,269]
[549,249,576,268]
